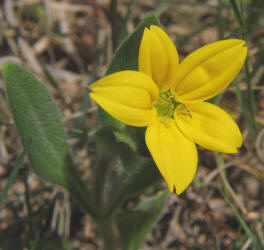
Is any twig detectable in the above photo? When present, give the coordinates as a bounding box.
[215,153,248,215]
[223,155,264,180]
[241,238,252,250]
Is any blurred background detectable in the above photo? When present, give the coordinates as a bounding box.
[0,0,264,249]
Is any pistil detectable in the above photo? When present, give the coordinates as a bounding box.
[155,90,179,118]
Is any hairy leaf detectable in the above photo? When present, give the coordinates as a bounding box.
[116,190,169,250]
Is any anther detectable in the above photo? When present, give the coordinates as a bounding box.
[182,104,192,118]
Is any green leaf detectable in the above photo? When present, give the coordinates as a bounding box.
[2,63,72,187]
[2,63,96,217]
[116,190,169,250]
[106,12,160,75]
[92,127,145,211]
[114,131,137,151]
[93,127,127,157]
[93,126,147,169]
[103,158,162,218]
[91,126,162,216]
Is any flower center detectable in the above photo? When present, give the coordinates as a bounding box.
[154,90,179,118]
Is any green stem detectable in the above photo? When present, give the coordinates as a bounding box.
[0,150,27,208]
[66,164,98,219]
[109,0,119,50]
[92,155,118,249]
[98,219,119,250]
[24,170,34,239]
[93,154,111,210]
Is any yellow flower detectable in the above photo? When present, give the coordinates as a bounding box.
[89,25,247,194]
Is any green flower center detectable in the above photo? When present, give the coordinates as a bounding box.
[155,90,179,118]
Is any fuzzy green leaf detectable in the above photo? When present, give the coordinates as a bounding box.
[116,190,169,250]
[2,63,96,217]
[114,131,137,151]
[93,127,140,169]
[2,63,74,187]
[103,158,162,218]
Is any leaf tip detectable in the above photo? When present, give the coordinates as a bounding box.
[1,62,10,75]
[1,62,20,78]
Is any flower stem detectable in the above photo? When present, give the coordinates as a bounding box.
[65,162,98,219]
[98,219,119,250]
[93,154,112,210]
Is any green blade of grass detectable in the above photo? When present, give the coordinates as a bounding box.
[217,0,226,40]
[229,0,246,38]
[217,154,262,249]
[154,0,173,15]
[221,191,259,248]
[250,49,264,80]
[118,0,135,44]
[215,237,221,250]
[229,0,256,130]
[244,58,256,119]
[0,150,27,208]
[234,82,256,140]
[247,0,264,34]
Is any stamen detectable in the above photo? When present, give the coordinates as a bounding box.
[175,104,192,118]
[182,104,192,118]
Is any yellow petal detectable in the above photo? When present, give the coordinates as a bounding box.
[173,39,247,102]
[90,71,158,127]
[174,102,242,153]
[145,118,197,194]
[138,25,179,91]
[91,70,159,101]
